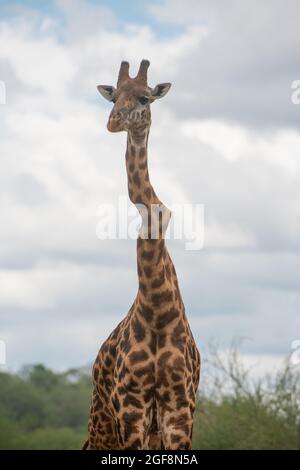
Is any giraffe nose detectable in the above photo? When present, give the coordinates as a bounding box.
[114,111,122,119]
[107,111,125,132]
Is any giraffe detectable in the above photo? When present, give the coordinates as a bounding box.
[83,60,200,450]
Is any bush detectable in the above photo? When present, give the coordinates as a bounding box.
[192,344,300,450]
[0,365,91,450]
[0,349,299,450]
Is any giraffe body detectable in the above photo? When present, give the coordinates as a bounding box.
[84,61,200,450]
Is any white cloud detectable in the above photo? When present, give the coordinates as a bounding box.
[181,119,300,171]
[150,0,300,128]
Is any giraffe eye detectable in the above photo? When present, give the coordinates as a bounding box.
[138,96,149,105]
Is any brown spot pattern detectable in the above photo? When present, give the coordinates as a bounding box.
[84,71,200,450]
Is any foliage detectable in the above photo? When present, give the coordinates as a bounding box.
[193,344,300,450]
[0,349,299,450]
[0,364,91,449]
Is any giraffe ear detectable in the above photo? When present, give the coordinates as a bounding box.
[151,83,171,100]
[97,85,116,102]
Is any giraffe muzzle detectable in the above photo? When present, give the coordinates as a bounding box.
[107,111,127,133]
[107,119,122,133]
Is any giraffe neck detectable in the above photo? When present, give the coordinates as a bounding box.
[126,126,171,238]
[125,127,180,325]
[126,126,160,210]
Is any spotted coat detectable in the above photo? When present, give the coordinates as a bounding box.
[83,60,200,450]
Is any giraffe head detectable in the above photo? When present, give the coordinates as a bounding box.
[97,60,171,133]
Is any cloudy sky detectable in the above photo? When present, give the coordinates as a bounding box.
[0,0,300,376]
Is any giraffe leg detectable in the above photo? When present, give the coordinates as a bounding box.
[148,405,164,450]
[161,406,194,450]
[116,404,151,450]
[84,388,118,450]
[84,412,118,450]
[148,431,164,450]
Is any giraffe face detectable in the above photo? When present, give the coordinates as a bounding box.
[103,81,152,133]
[97,60,171,133]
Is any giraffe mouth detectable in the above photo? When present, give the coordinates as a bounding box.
[107,119,126,133]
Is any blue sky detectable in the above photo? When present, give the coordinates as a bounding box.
[0,0,300,378]
[0,0,184,38]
